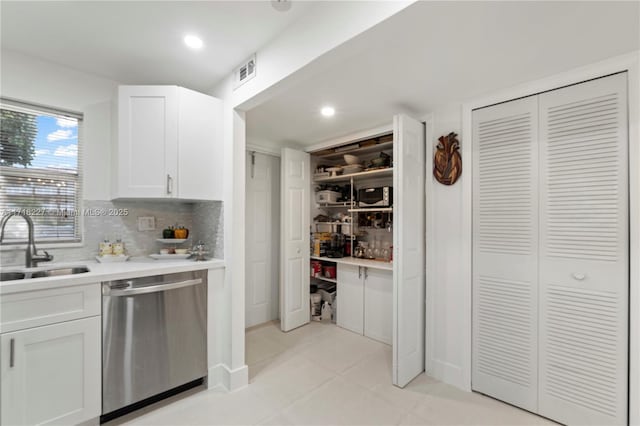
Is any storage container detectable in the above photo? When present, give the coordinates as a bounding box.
[323,264,336,279]
[316,190,341,204]
[311,260,322,278]
[310,293,322,318]
[318,289,336,304]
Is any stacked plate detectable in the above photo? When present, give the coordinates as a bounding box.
[342,164,364,174]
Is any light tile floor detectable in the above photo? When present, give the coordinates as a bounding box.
[109,321,556,426]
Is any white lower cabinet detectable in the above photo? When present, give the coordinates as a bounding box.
[363,268,392,345]
[1,316,101,426]
[336,264,364,335]
[337,263,392,344]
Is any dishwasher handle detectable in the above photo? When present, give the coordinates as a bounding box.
[103,278,203,296]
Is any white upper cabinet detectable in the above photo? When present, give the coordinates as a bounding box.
[112,85,223,200]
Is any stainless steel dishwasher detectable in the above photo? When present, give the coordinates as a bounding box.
[101,270,207,420]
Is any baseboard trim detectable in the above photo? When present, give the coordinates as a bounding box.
[429,359,469,391]
[208,363,249,392]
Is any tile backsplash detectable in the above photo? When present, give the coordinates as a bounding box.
[0,199,223,266]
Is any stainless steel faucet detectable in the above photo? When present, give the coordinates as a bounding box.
[0,212,54,267]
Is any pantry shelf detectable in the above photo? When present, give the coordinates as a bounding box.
[313,167,393,183]
[311,276,338,284]
[313,140,393,160]
[348,207,393,213]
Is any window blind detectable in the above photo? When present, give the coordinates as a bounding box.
[0,99,83,243]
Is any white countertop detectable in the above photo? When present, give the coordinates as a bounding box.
[0,257,225,295]
[311,256,393,271]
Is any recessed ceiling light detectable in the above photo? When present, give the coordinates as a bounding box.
[321,106,335,117]
[271,0,292,12]
[184,34,203,49]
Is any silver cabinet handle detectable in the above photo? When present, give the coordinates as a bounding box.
[364,267,368,280]
[358,266,362,279]
[105,278,202,297]
[166,174,173,194]
[9,338,15,368]
[572,272,586,281]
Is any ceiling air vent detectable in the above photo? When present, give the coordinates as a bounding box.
[233,54,257,90]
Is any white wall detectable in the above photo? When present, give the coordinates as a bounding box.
[247,136,303,157]
[425,103,469,388]
[1,50,118,201]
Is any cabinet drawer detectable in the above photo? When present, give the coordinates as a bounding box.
[1,283,100,333]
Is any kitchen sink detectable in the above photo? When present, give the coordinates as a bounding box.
[0,272,26,281]
[29,267,90,279]
[0,266,90,281]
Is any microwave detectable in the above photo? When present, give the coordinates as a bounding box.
[358,186,393,208]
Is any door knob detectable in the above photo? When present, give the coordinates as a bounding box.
[572,272,586,281]
[297,248,301,254]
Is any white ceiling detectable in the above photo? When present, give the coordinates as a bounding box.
[0,1,315,92]
[246,1,640,147]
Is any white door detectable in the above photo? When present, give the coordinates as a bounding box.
[364,267,393,345]
[392,114,426,387]
[471,96,540,411]
[336,263,364,335]
[538,73,628,425]
[246,152,280,328]
[1,317,101,426]
[280,147,310,332]
[116,85,178,198]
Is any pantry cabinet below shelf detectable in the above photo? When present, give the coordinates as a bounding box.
[363,267,392,345]
[336,263,392,344]
[336,263,364,335]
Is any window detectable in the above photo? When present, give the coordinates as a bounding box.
[0,99,83,244]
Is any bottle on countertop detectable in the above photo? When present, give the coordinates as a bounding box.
[112,238,125,256]
[99,238,112,256]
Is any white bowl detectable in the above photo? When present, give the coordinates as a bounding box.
[344,154,360,165]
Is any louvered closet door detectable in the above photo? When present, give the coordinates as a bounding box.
[472,96,539,411]
[538,73,628,425]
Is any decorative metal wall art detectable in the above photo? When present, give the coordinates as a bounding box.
[433,132,462,185]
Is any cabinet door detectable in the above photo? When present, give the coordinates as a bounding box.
[177,87,223,200]
[1,317,101,426]
[115,85,178,198]
[364,268,393,345]
[336,264,364,335]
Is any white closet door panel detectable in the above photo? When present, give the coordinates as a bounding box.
[280,148,310,332]
[392,114,425,387]
[472,96,539,411]
[539,73,628,426]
